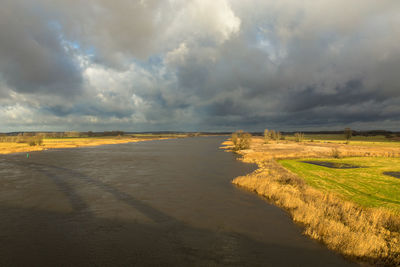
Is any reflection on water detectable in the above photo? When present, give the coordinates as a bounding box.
[0,137,354,266]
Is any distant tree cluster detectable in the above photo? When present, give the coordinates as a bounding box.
[102,131,124,136]
[41,132,67,138]
[352,129,393,137]
[65,131,81,138]
[232,130,252,151]
[264,129,283,143]
[294,132,305,142]
[86,131,124,137]
[187,132,201,137]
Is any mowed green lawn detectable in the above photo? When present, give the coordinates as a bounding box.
[279,157,400,212]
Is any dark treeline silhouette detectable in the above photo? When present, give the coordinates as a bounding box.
[1,130,399,139]
[247,130,400,137]
[0,131,128,146]
[0,131,125,139]
[88,131,124,137]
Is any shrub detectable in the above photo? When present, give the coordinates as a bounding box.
[28,139,36,146]
[240,132,252,149]
[331,148,341,158]
[25,136,43,146]
[232,132,238,147]
[232,130,252,151]
[36,136,43,146]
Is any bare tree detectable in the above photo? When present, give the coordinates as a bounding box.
[294,132,304,142]
[344,128,352,142]
[264,129,270,143]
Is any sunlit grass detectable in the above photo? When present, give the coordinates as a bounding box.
[279,157,400,211]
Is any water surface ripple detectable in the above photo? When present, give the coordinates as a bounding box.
[0,137,354,266]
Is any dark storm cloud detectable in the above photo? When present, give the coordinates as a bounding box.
[0,0,82,97]
[285,80,386,112]
[41,0,172,68]
[166,0,400,131]
[1,0,400,131]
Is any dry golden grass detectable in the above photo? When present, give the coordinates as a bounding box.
[223,136,400,159]
[0,137,168,154]
[223,137,400,265]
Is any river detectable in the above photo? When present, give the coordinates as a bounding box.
[0,136,354,266]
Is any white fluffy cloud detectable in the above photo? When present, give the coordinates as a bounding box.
[165,0,241,44]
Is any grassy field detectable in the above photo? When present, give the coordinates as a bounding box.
[280,157,400,212]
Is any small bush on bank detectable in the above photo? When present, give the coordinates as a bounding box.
[240,132,252,149]
[232,130,252,151]
[20,136,43,146]
[331,148,341,158]
[28,139,36,146]
[232,132,239,147]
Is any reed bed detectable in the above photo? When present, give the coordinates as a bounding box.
[233,160,400,265]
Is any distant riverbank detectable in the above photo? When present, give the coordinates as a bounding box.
[0,136,173,154]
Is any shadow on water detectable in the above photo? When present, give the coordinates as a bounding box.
[0,137,355,266]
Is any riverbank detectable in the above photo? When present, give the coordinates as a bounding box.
[0,136,173,154]
[223,137,400,266]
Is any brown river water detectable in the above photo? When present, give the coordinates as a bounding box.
[0,136,355,266]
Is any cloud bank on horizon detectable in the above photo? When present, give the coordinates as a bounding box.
[0,0,399,132]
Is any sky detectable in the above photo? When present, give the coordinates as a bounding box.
[1,0,399,132]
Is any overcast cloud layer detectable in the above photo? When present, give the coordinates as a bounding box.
[1,0,399,132]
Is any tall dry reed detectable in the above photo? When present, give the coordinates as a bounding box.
[233,159,400,266]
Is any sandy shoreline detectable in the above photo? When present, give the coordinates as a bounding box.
[0,137,169,155]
